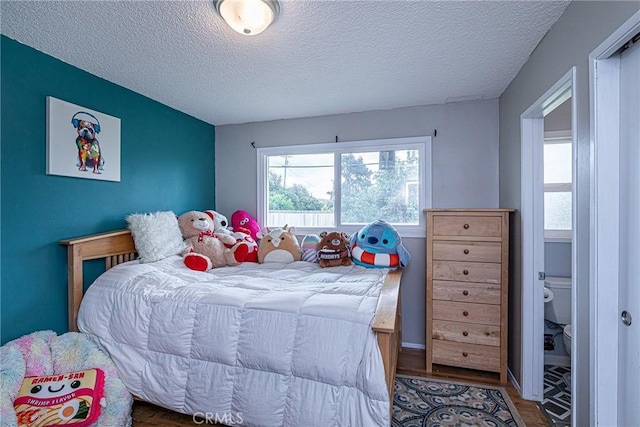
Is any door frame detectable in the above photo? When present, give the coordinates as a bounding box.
[520,67,577,403]
[589,10,640,426]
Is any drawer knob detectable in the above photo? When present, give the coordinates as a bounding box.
[463,249,469,254]
[462,290,469,296]
[462,352,469,357]
[463,311,469,317]
[462,331,469,337]
[463,224,470,229]
[463,270,469,275]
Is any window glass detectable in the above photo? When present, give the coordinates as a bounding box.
[341,150,419,225]
[266,153,334,228]
[544,191,572,230]
[544,141,572,184]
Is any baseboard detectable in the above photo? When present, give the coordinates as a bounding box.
[544,354,571,367]
[509,367,542,402]
[507,368,522,395]
[401,342,426,350]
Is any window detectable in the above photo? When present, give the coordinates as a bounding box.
[257,136,432,237]
[543,133,572,240]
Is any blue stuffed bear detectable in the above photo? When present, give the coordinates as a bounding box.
[349,220,410,269]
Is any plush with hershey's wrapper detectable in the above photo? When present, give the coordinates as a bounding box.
[349,220,410,269]
[316,231,352,267]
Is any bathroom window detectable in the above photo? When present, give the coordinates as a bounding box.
[543,133,572,241]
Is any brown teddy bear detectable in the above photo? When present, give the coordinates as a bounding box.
[316,231,352,267]
[177,210,249,271]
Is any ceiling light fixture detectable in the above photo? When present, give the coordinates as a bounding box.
[214,0,280,36]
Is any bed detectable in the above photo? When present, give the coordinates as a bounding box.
[60,229,402,426]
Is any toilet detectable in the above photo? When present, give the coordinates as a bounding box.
[543,276,572,355]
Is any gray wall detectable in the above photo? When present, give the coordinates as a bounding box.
[544,98,571,132]
[216,99,499,346]
[545,243,572,278]
[498,2,640,425]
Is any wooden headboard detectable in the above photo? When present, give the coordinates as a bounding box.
[59,230,136,332]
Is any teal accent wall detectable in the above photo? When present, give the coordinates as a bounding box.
[0,36,216,344]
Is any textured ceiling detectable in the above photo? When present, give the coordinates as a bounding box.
[1,1,570,125]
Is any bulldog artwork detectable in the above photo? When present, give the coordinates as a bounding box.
[71,111,104,174]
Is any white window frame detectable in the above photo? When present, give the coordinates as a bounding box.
[543,130,572,242]
[257,136,432,238]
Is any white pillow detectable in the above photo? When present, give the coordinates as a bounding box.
[126,211,185,263]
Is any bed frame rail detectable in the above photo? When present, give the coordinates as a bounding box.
[372,269,402,403]
[60,230,136,332]
[60,229,402,416]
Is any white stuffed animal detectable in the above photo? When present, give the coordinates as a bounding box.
[205,210,233,236]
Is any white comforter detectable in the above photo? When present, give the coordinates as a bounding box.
[78,256,390,426]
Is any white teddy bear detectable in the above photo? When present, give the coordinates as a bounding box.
[205,210,233,236]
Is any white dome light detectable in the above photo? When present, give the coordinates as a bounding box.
[215,0,280,36]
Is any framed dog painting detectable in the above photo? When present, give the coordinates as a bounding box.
[46,97,121,182]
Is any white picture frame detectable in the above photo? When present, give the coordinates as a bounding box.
[46,96,121,182]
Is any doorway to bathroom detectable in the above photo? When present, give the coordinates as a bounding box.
[520,68,577,426]
[540,100,573,427]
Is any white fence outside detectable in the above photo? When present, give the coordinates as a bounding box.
[267,211,334,228]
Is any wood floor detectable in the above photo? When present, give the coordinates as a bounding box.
[132,347,550,426]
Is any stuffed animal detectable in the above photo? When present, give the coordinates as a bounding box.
[316,231,352,267]
[177,210,249,271]
[15,368,106,426]
[230,210,262,242]
[205,210,233,236]
[301,234,321,262]
[257,225,301,263]
[230,229,259,262]
[349,220,410,269]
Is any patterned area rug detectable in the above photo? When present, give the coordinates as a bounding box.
[393,374,525,427]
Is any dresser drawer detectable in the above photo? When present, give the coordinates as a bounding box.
[432,241,502,263]
[432,300,501,325]
[433,216,501,238]
[432,280,501,305]
[432,320,500,346]
[432,260,501,283]
[432,340,501,372]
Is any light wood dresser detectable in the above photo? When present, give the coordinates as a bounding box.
[425,209,513,383]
